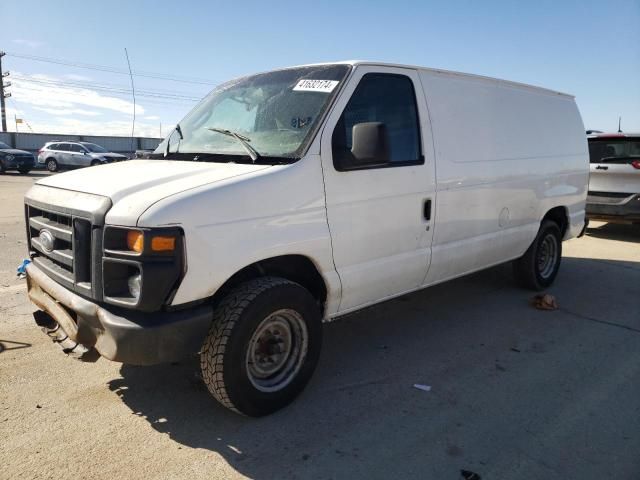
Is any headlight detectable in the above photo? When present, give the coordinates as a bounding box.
[102,226,185,311]
[127,230,144,253]
[123,229,177,254]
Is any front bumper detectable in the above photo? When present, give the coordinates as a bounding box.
[2,156,35,169]
[26,263,213,365]
[586,193,640,222]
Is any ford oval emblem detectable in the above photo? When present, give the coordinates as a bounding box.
[39,229,56,253]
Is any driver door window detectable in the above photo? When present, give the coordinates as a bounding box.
[332,73,422,170]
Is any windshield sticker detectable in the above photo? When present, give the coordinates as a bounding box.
[291,116,312,128]
[293,79,339,93]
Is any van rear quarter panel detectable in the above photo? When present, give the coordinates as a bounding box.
[419,70,588,284]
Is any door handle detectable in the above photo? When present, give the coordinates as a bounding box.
[423,199,432,221]
[596,165,608,170]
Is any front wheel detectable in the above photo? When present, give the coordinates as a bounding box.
[200,277,322,416]
[46,159,58,172]
[513,220,562,290]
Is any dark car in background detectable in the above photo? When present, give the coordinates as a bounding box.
[587,133,640,223]
[0,141,36,174]
[37,141,129,172]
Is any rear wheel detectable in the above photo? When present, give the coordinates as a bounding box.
[46,159,58,172]
[513,220,562,290]
[200,276,322,416]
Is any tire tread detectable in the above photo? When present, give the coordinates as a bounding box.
[513,220,562,290]
[200,277,293,414]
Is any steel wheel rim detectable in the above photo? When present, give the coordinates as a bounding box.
[246,309,308,393]
[537,233,558,279]
[47,160,56,171]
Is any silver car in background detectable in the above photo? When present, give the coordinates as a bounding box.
[37,141,129,172]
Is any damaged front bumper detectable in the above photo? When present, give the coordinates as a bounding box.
[26,263,213,365]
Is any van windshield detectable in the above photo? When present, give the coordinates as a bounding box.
[154,64,350,162]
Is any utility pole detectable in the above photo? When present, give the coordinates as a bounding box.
[0,51,10,132]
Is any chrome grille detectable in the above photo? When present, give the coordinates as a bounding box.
[27,206,92,292]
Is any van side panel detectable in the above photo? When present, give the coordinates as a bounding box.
[419,70,588,285]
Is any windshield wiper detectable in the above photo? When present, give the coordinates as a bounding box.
[207,128,260,163]
[164,123,184,157]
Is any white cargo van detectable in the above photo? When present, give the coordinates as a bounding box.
[24,61,589,416]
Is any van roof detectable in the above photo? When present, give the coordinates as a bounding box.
[290,60,574,99]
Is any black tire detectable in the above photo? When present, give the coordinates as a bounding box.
[46,158,58,172]
[513,220,562,290]
[200,276,322,417]
[90,160,101,166]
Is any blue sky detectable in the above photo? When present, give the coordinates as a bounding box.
[1,0,639,137]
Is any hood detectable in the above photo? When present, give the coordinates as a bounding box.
[0,148,33,155]
[35,159,271,224]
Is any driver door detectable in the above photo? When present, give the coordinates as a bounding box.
[320,66,436,313]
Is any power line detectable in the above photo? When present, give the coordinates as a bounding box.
[15,89,196,110]
[11,74,204,98]
[6,51,219,86]
[12,76,200,102]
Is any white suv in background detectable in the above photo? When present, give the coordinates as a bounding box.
[37,141,129,172]
[587,133,640,223]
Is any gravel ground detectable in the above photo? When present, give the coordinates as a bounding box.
[1,171,639,480]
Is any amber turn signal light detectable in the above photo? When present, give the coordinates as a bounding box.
[151,236,176,252]
[126,230,144,253]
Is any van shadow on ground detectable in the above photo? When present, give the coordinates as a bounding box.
[586,222,639,243]
[108,252,640,479]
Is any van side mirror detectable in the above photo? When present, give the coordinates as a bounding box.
[351,122,390,167]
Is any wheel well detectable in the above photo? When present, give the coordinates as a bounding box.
[542,206,568,237]
[213,255,328,311]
